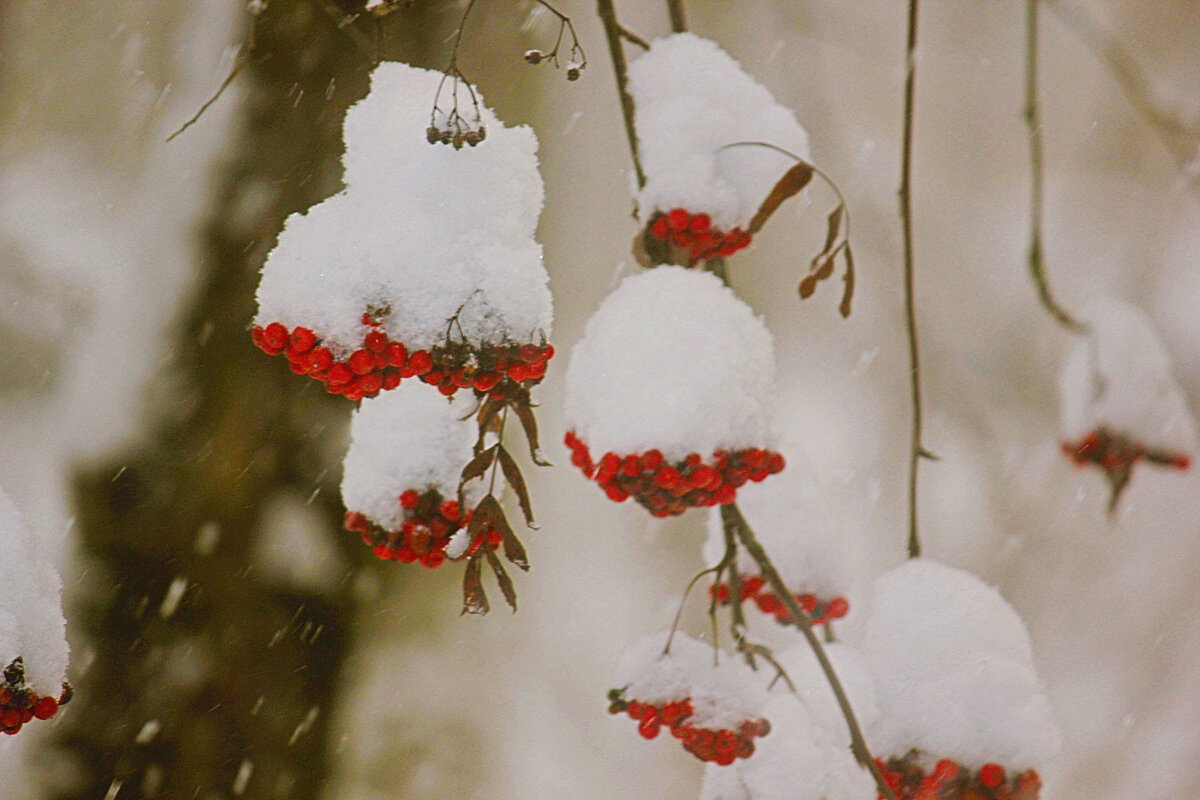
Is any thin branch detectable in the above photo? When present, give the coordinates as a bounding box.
[166,26,255,142]
[1043,0,1200,201]
[596,0,647,188]
[618,24,651,51]
[667,0,686,33]
[722,504,897,800]
[899,0,925,560]
[1025,0,1089,333]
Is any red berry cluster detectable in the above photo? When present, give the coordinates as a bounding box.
[710,574,849,626]
[252,317,553,403]
[1,658,71,736]
[1061,426,1190,473]
[874,756,1042,800]
[565,432,785,517]
[646,208,753,264]
[607,690,770,766]
[344,488,499,569]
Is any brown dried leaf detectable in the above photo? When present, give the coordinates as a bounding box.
[459,444,498,495]
[484,495,529,571]
[821,204,844,255]
[484,546,518,612]
[839,244,855,318]
[746,162,814,235]
[476,396,505,443]
[798,275,817,299]
[497,446,535,527]
[461,554,489,615]
[514,401,551,466]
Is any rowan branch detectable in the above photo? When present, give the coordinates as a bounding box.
[596,0,647,188]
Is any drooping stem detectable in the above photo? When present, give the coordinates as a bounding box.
[1043,0,1200,203]
[722,504,896,800]
[899,0,926,559]
[666,0,686,33]
[596,0,647,188]
[1025,0,1088,333]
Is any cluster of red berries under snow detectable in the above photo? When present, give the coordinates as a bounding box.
[1,657,70,736]
[628,34,810,263]
[253,62,552,402]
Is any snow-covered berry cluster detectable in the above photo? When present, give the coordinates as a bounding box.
[252,317,553,402]
[1,657,70,736]
[607,691,770,765]
[643,208,753,266]
[344,489,499,569]
[710,574,849,626]
[1061,425,1189,473]
[565,432,784,516]
[874,755,1042,800]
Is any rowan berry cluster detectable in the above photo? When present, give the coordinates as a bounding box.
[709,574,849,626]
[874,755,1042,800]
[644,208,754,265]
[607,690,770,765]
[344,488,500,568]
[1061,426,1190,473]
[1,658,71,736]
[252,317,552,403]
[564,432,784,516]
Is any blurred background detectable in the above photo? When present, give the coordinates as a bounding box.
[0,0,1198,798]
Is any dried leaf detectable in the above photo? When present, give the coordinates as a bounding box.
[821,204,844,255]
[813,253,835,281]
[497,446,536,527]
[746,162,814,235]
[459,444,498,495]
[798,275,817,299]
[514,401,551,466]
[839,244,855,318]
[476,396,505,442]
[484,546,518,612]
[461,554,489,615]
[488,496,529,571]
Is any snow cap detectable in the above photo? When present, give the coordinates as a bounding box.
[613,631,767,730]
[703,441,861,599]
[564,266,776,460]
[341,383,480,532]
[628,33,811,230]
[255,61,551,357]
[1058,297,1196,454]
[862,559,1061,773]
[0,486,69,695]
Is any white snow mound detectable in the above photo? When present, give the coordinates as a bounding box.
[564,266,776,460]
[341,383,480,531]
[699,691,874,800]
[613,631,767,730]
[0,486,68,695]
[1058,297,1196,454]
[255,61,551,357]
[703,441,861,598]
[862,559,1061,773]
[628,33,811,230]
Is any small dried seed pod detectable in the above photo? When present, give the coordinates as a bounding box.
[426,125,440,144]
[463,130,481,147]
[524,49,544,64]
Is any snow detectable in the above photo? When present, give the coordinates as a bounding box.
[703,440,862,598]
[699,692,874,800]
[340,384,480,532]
[1058,297,1196,454]
[628,33,811,230]
[255,61,552,358]
[775,642,878,741]
[563,266,776,459]
[612,631,767,730]
[0,485,68,695]
[861,559,1061,773]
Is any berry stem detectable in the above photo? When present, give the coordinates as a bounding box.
[666,0,686,33]
[1024,0,1088,333]
[722,503,898,800]
[596,0,647,189]
[899,0,927,561]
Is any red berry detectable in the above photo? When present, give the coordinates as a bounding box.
[327,363,354,387]
[650,216,671,240]
[31,696,58,721]
[654,466,680,489]
[979,763,1005,788]
[421,550,446,569]
[308,347,333,372]
[385,342,408,367]
[408,351,433,375]
[642,449,663,472]
[508,363,530,383]
[290,327,316,353]
[826,597,849,619]
[400,489,421,509]
[348,349,375,376]
[473,372,501,392]
[667,208,691,231]
[364,330,387,353]
[933,759,959,782]
[263,322,289,351]
[767,452,786,474]
[382,372,402,390]
[689,213,711,233]
[622,455,643,477]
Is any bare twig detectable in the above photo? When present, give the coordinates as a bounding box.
[722,504,897,800]
[666,0,686,33]
[1025,0,1089,332]
[166,25,256,142]
[618,24,651,51]
[899,0,927,560]
[1043,0,1200,201]
[596,0,647,188]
